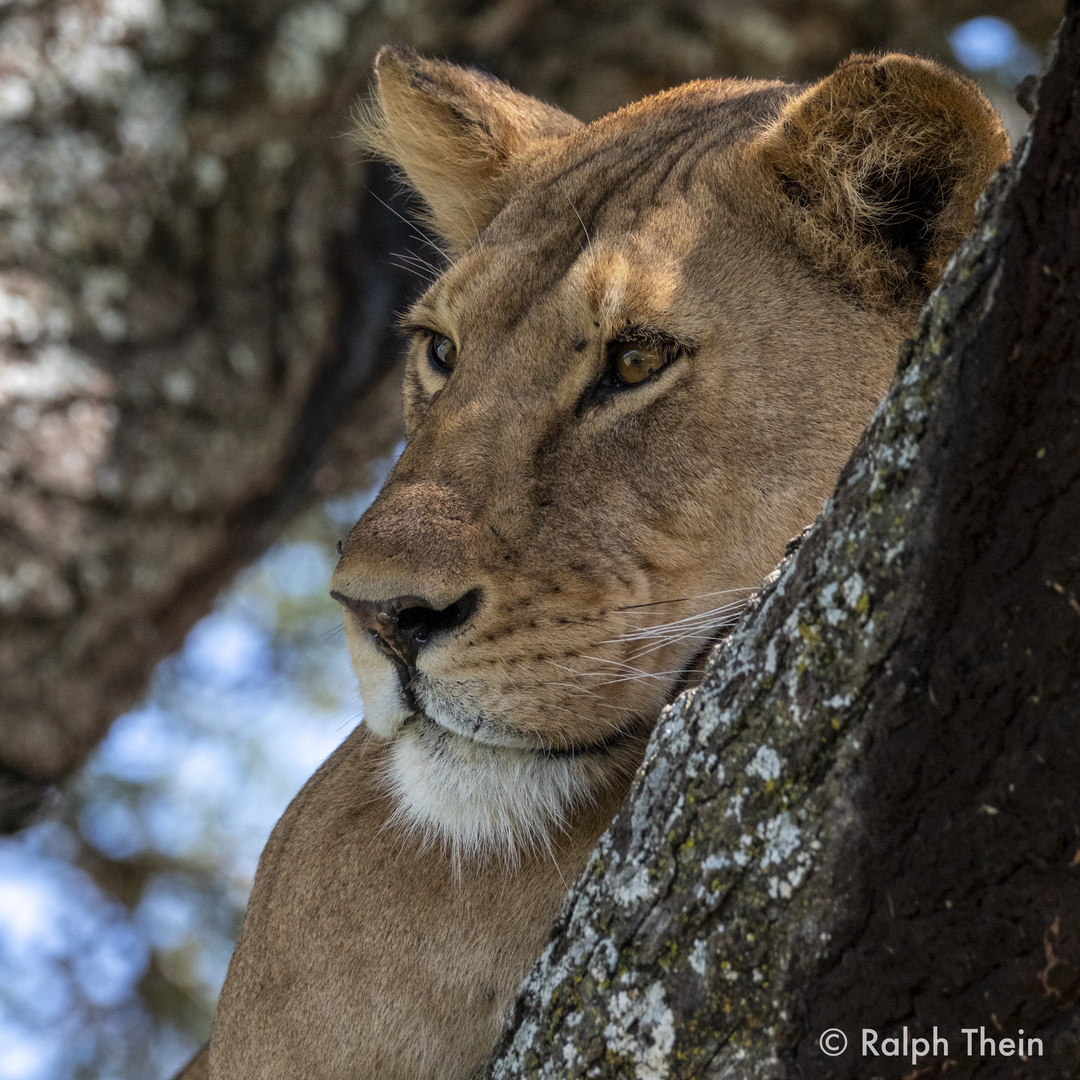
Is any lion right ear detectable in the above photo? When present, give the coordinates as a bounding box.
[758,53,1009,308]
[356,46,582,253]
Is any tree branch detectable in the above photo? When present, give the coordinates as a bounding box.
[484,3,1080,1076]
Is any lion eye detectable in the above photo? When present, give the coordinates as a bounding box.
[611,340,665,386]
[428,334,457,373]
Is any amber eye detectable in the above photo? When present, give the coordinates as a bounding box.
[428,334,457,373]
[612,340,665,386]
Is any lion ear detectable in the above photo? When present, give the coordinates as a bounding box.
[759,53,1009,307]
[357,46,582,253]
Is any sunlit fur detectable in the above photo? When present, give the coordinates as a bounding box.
[202,46,1009,1080]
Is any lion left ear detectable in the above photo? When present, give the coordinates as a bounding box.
[759,53,1009,307]
[357,46,582,253]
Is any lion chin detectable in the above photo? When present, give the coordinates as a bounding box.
[190,43,1008,1080]
[359,635,637,867]
[382,716,595,868]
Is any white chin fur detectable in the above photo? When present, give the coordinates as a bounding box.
[383,719,593,867]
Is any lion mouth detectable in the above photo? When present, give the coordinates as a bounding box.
[374,636,423,711]
[402,696,520,750]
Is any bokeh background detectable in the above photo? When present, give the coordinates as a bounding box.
[0,451,396,1078]
[0,3,1053,1077]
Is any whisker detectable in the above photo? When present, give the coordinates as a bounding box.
[591,668,694,686]
[611,609,745,646]
[564,193,591,252]
[393,249,443,274]
[616,586,757,612]
[389,252,444,282]
[619,615,731,634]
[612,603,747,641]
[368,189,449,262]
[577,655,654,676]
[539,700,636,727]
[389,260,438,283]
[335,707,365,734]
[623,627,737,662]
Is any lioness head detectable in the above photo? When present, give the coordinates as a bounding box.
[331,47,1007,860]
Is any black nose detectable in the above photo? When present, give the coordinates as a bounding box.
[330,589,481,671]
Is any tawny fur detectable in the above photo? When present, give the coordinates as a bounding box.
[187,46,1009,1080]
[758,52,1008,306]
[355,46,582,253]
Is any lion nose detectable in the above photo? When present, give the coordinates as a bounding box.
[330,589,481,668]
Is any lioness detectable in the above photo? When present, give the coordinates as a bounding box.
[188,46,1007,1080]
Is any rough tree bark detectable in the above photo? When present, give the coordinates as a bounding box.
[482,6,1080,1078]
[0,6,1063,812]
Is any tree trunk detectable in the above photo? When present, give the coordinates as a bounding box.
[482,4,1080,1077]
[0,4,1063,823]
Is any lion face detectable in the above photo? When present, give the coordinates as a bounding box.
[330,49,1007,859]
